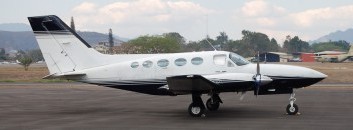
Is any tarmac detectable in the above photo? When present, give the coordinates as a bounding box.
[0,83,353,130]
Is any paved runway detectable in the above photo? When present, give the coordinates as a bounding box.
[0,83,352,130]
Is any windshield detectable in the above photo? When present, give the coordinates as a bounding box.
[229,52,250,66]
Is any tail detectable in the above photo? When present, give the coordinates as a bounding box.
[349,45,353,56]
[28,15,103,75]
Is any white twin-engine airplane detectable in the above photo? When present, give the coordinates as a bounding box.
[28,15,327,117]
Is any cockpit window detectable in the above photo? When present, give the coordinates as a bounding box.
[229,52,250,66]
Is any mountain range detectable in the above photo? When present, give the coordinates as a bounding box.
[1,23,353,52]
[312,28,353,43]
[0,23,128,52]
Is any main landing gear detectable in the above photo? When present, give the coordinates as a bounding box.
[188,93,223,117]
[188,92,300,117]
[286,93,299,115]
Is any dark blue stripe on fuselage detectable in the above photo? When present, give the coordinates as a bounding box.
[81,77,324,96]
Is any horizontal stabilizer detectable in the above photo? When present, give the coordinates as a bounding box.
[43,72,86,80]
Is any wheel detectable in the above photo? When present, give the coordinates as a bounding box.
[286,103,299,115]
[188,103,205,117]
[206,98,220,111]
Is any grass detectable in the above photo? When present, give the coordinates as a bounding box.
[0,62,352,83]
[0,64,69,83]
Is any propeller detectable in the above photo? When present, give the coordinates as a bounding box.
[253,51,261,96]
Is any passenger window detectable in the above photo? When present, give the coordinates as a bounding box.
[191,57,203,65]
[157,59,169,67]
[213,54,226,65]
[142,60,153,68]
[131,62,139,68]
[175,58,187,66]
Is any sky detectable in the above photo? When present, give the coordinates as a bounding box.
[1,0,353,44]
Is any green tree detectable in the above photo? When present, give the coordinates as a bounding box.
[269,38,279,52]
[199,36,216,51]
[163,32,185,45]
[216,32,229,50]
[108,28,114,54]
[311,40,350,52]
[127,35,181,53]
[283,35,310,53]
[18,56,33,71]
[0,48,5,60]
[27,49,44,62]
[185,41,202,52]
[236,30,280,57]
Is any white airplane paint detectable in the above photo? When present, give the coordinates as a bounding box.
[28,15,327,117]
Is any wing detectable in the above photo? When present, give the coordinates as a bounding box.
[166,73,272,95]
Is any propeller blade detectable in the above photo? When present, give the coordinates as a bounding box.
[256,51,260,75]
[254,51,261,97]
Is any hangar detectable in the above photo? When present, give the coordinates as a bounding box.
[259,52,291,62]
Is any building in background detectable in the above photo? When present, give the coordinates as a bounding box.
[94,42,110,54]
[291,52,315,62]
[259,52,292,62]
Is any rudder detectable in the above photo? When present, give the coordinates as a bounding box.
[28,15,102,74]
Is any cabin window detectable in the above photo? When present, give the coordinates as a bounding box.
[142,60,153,68]
[191,57,203,65]
[175,58,187,66]
[213,54,226,65]
[131,62,139,68]
[157,59,169,67]
[229,52,249,66]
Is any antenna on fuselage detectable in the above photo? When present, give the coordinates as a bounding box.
[206,38,217,51]
[205,14,217,51]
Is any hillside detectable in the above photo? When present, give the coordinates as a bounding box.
[313,28,353,43]
[0,31,125,51]
[0,23,31,32]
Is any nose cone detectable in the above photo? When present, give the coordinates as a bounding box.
[307,68,327,79]
[257,64,327,79]
[240,64,327,87]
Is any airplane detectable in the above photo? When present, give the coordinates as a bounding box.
[27,15,327,117]
[314,45,353,63]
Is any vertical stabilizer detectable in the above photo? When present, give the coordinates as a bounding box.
[28,15,103,74]
[348,45,353,56]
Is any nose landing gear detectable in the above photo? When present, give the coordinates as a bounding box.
[286,93,299,115]
[206,94,222,111]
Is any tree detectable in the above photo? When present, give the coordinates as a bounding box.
[199,36,216,51]
[127,35,181,53]
[18,56,33,71]
[185,41,202,52]
[70,16,75,32]
[27,49,43,62]
[163,32,185,45]
[283,36,310,53]
[108,28,114,54]
[311,40,350,52]
[0,48,5,60]
[215,32,229,50]
[235,30,280,57]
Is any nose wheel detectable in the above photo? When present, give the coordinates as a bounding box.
[206,94,222,111]
[286,93,299,115]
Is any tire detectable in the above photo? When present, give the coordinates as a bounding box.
[286,104,299,115]
[206,98,220,111]
[188,103,205,117]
